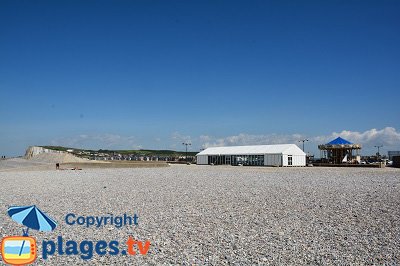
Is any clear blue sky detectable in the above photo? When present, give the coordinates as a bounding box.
[1,1,399,156]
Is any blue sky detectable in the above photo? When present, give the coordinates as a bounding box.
[1,0,399,156]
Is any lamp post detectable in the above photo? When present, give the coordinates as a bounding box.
[298,139,309,152]
[182,142,191,163]
[374,145,383,157]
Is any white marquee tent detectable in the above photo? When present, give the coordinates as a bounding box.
[196,144,306,166]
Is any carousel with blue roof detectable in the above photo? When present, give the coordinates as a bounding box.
[318,137,361,164]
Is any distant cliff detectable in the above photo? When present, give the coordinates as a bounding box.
[24,146,88,163]
[25,146,64,159]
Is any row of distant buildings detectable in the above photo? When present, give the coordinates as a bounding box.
[72,150,193,162]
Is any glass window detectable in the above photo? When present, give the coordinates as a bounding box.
[288,155,293,166]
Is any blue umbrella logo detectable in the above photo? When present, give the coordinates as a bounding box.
[7,205,57,256]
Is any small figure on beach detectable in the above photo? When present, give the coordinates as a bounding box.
[56,163,60,170]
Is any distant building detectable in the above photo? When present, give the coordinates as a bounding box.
[393,156,400,168]
[196,144,306,166]
[388,151,400,160]
[318,137,361,164]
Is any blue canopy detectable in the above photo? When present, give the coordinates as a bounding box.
[8,205,57,233]
[326,137,353,145]
[8,205,57,257]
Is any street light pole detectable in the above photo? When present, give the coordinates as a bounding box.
[182,142,191,163]
[298,139,309,152]
[374,145,383,157]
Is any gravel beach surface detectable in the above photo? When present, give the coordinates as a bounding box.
[1,165,399,265]
[0,158,53,172]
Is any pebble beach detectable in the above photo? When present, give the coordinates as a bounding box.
[0,164,399,265]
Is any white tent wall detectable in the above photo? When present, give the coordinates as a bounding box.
[264,154,282,166]
[282,154,306,166]
[282,155,288,166]
[293,155,306,166]
[197,155,208,165]
[281,145,306,166]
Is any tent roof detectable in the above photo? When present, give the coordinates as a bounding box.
[197,144,305,156]
[326,137,353,145]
